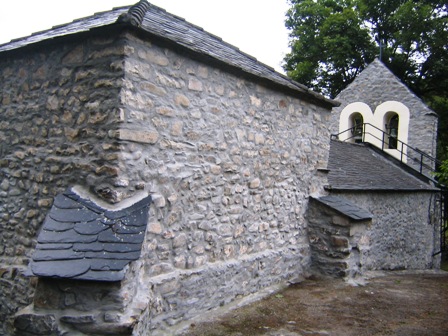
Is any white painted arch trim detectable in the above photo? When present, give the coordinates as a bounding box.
[338,101,410,162]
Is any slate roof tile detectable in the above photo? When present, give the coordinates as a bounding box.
[0,1,337,109]
[89,259,131,271]
[84,251,142,260]
[73,220,109,235]
[72,242,142,253]
[28,188,151,281]
[327,140,438,191]
[72,270,125,282]
[43,217,75,232]
[33,249,85,261]
[49,207,99,223]
[31,260,91,278]
[37,230,98,244]
[97,230,145,244]
[311,196,373,221]
[53,194,83,209]
[35,243,73,250]
[73,242,105,252]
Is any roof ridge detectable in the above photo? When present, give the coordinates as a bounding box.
[117,0,151,26]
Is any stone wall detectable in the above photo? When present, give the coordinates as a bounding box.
[0,31,127,334]
[1,29,333,335]
[329,191,440,271]
[117,32,332,333]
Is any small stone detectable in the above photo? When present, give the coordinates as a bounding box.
[174,255,186,269]
[60,315,96,324]
[152,194,166,208]
[64,293,76,307]
[250,95,262,107]
[174,94,190,107]
[46,95,59,111]
[210,164,221,175]
[332,216,350,227]
[156,107,175,117]
[167,194,177,204]
[0,179,9,191]
[255,134,265,144]
[249,178,261,189]
[331,236,349,248]
[37,198,53,207]
[14,314,58,334]
[148,221,163,234]
[188,79,203,91]
[173,233,187,248]
[14,151,26,159]
[171,121,183,136]
[104,313,120,323]
[116,129,159,144]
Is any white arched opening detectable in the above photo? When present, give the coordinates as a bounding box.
[337,101,411,162]
[373,101,410,161]
[338,102,373,142]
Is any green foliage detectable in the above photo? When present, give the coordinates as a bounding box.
[435,155,448,186]
[283,0,448,157]
[284,0,376,97]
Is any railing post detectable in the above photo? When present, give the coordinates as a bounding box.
[362,123,365,142]
[382,131,385,150]
[401,142,404,162]
[420,153,423,174]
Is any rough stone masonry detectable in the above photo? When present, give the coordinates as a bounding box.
[0,23,333,334]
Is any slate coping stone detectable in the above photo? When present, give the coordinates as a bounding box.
[28,188,152,281]
[311,195,373,222]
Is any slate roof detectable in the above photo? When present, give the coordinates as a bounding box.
[310,196,373,221]
[327,140,438,191]
[28,188,151,281]
[0,1,337,108]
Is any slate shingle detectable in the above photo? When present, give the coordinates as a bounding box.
[327,140,438,191]
[37,230,98,244]
[97,230,145,244]
[311,196,373,221]
[89,259,131,271]
[73,220,109,235]
[28,188,152,281]
[31,260,91,278]
[42,217,75,232]
[72,270,125,282]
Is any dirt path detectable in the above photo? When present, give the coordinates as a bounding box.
[178,271,448,336]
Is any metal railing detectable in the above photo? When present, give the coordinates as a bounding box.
[331,123,441,178]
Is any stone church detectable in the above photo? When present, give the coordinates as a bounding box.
[0,1,441,335]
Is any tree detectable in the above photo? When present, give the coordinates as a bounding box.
[284,0,377,97]
[435,155,448,186]
[283,0,448,158]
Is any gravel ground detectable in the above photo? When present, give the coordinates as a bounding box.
[177,270,448,336]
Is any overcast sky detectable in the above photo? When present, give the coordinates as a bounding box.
[0,0,290,72]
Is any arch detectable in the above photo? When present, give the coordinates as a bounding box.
[373,101,410,147]
[385,113,399,149]
[338,102,373,142]
[350,113,364,143]
[373,101,410,161]
[337,101,411,162]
